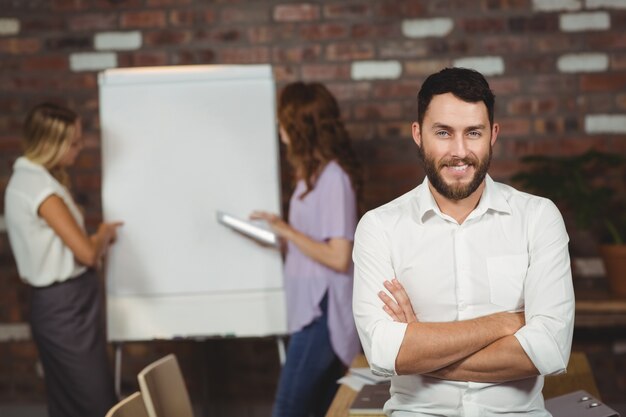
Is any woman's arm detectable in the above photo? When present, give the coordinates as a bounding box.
[38,194,122,267]
[250,211,352,273]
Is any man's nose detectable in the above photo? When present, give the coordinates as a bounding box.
[450,134,468,158]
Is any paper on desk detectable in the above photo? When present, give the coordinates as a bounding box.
[338,367,391,391]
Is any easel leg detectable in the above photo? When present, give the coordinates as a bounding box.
[276,336,286,367]
[114,342,122,399]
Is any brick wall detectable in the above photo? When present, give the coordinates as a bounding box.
[1,0,625,409]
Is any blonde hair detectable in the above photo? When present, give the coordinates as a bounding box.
[23,102,78,187]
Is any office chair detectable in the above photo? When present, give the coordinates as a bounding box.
[105,392,149,417]
[137,354,194,417]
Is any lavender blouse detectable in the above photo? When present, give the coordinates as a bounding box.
[284,160,360,366]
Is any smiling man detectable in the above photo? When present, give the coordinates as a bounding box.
[352,68,574,416]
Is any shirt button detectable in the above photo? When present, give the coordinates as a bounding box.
[458,301,467,310]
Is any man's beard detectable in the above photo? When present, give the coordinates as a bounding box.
[418,145,492,201]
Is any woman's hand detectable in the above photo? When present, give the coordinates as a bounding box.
[249,211,294,240]
[378,278,418,323]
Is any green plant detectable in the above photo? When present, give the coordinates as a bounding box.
[512,149,626,245]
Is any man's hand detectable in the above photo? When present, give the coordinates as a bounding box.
[378,278,418,323]
[379,278,525,333]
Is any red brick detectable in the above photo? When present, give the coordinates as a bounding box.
[171,49,216,65]
[376,121,412,139]
[504,55,556,75]
[45,35,92,51]
[323,3,371,19]
[587,33,626,50]
[20,16,65,32]
[350,23,399,39]
[0,38,41,54]
[273,4,320,22]
[117,51,169,67]
[611,53,626,70]
[0,57,19,72]
[529,75,577,94]
[482,35,528,54]
[325,42,375,61]
[299,23,349,41]
[326,82,371,101]
[168,9,207,27]
[405,60,451,77]
[52,0,89,11]
[508,15,558,33]
[483,0,528,11]
[143,30,192,46]
[68,13,118,31]
[489,77,521,96]
[4,76,63,92]
[581,73,626,93]
[507,97,561,116]
[617,93,626,110]
[345,121,376,140]
[575,95,614,113]
[120,11,167,29]
[219,47,270,64]
[533,116,580,135]
[61,73,98,90]
[460,17,507,33]
[200,28,243,43]
[146,0,191,5]
[354,102,405,120]
[372,80,422,99]
[247,26,273,44]
[379,40,429,59]
[532,34,585,54]
[273,44,322,63]
[93,0,143,7]
[20,56,68,71]
[375,0,426,18]
[427,39,471,56]
[498,117,531,137]
[301,64,351,81]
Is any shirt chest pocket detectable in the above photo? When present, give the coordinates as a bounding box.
[486,254,528,310]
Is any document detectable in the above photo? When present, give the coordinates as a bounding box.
[216,211,279,247]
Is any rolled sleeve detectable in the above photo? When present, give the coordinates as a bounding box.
[353,211,407,376]
[515,200,575,376]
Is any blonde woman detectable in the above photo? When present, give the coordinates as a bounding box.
[4,102,122,417]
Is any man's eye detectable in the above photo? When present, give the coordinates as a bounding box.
[468,131,481,138]
[435,130,449,137]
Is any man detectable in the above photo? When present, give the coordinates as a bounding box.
[352,67,574,416]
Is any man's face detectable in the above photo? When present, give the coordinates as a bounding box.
[412,92,499,201]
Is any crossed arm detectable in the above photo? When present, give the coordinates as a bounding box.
[379,279,538,382]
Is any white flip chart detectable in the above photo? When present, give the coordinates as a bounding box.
[98,65,287,341]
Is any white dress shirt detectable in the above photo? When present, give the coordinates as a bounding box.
[352,175,574,417]
[4,157,87,286]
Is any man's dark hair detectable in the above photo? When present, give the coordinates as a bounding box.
[417,67,495,127]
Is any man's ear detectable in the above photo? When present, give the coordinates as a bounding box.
[412,122,422,148]
[491,122,500,146]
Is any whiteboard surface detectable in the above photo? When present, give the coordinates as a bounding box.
[99,65,286,340]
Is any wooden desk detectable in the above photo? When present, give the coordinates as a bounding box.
[326,352,599,417]
[575,299,626,327]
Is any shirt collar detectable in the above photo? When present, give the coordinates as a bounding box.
[14,156,45,172]
[414,174,511,224]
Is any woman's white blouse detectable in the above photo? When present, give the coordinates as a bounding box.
[4,157,87,286]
